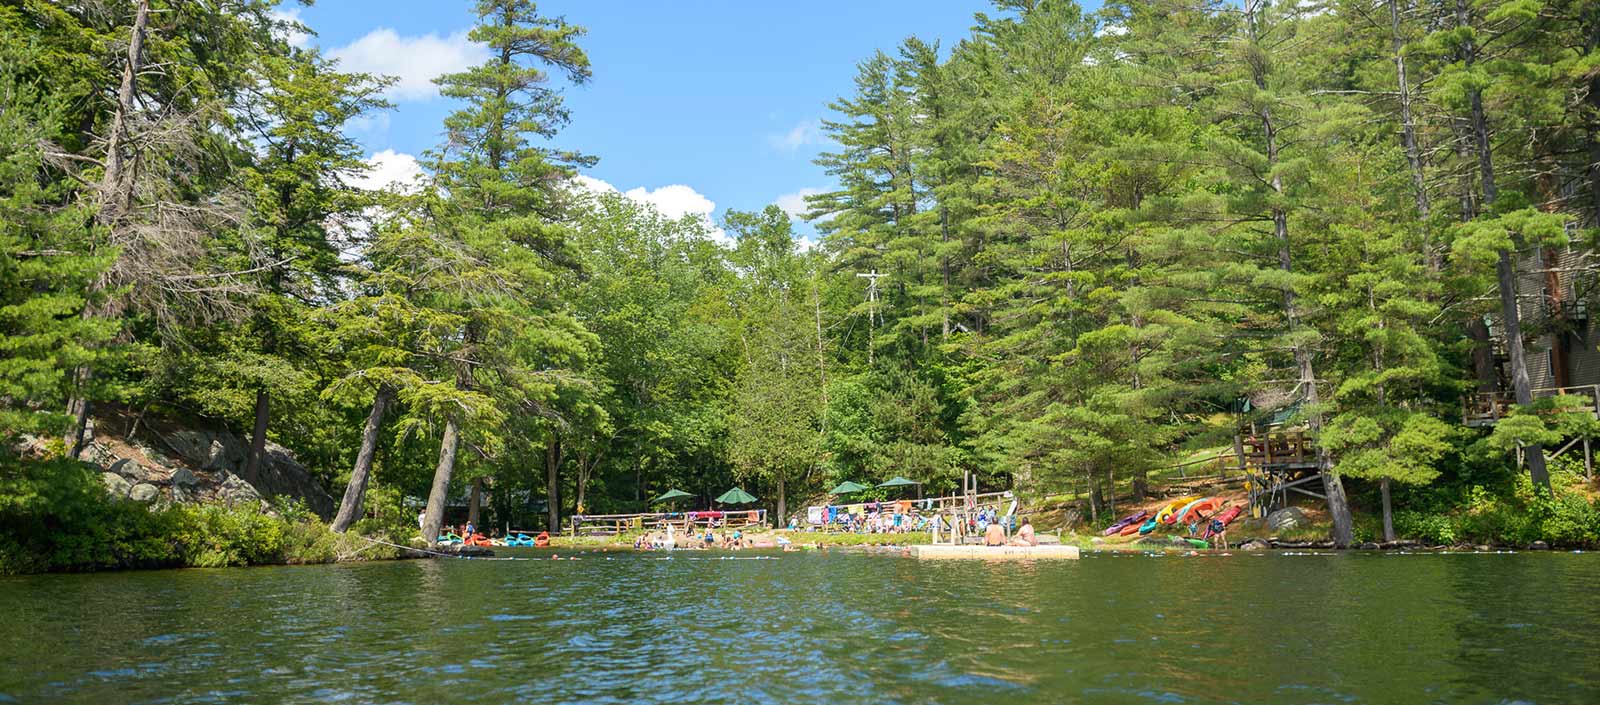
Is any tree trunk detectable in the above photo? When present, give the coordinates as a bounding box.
[776,474,786,528]
[1497,249,1551,488]
[1104,466,1115,517]
[1256,84,1353,546]
[421,416,461,545]
[1087,471,1101,523]
[575,456,589,517]
[66,0,150,459]
[1466,318,1498,391]
[244,389,270,481]
[331,385,393,533]
[1389,0,1436,269]
[1586,6,1600,225]
[545,438,562,532]
[1380,477,1396,543]
[467,477,483,528]
[64,366,93,459]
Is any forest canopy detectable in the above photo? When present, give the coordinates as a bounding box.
[5,0,1600,549]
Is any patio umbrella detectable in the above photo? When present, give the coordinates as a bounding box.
[652,489,694,504]
[828,480,870,495]
[715,487,758,505]
[878,476,922,499]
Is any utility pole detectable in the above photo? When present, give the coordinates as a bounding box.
[856,269,885,366]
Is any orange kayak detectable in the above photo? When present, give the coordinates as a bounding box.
[1176,497,1224,524]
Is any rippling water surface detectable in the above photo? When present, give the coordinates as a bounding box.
[3,549,1599,704]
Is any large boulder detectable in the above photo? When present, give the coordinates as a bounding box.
[80,408,337,518]
[217,470,265,506]
[101,472,133,498]
[129,483,161,503]
[1266,507,1308,532]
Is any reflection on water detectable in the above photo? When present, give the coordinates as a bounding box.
[2,550,1598,704]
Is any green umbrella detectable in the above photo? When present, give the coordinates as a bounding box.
[652,489,694,504]
[877,476,919,488]
[715,487,758,504]
[829,480,870,495]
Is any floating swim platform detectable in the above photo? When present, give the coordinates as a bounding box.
[908,545,1081,560]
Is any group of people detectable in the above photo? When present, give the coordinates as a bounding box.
[814,500,928,534]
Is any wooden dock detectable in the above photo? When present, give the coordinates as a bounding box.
[909,544,1080,560]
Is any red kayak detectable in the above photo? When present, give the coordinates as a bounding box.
[1204,505,1243,537]
[463,533,493,547]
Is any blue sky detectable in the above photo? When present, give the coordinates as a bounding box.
[282,1,994,238]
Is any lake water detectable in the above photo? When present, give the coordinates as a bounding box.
[3,549,1598,704]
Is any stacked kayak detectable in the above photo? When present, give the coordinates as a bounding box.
[1173,497,1224,524]
[504,532,536,547]
[436,532,463,545]
[1154,497,1197,525]
[1104,511,1150,536]
[463,533,493,547]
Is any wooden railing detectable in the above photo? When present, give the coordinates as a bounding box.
[1462,384,1600,427]
[568,509,767,536]
[1240,431,1316,470]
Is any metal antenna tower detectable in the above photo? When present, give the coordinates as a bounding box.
[856,269,885,365]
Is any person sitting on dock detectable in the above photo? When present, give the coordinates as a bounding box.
[983,521,1007,546]
[1008,518,1037,547]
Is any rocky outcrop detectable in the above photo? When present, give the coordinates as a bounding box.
[1265,506,1309,532]
[74,407,335,518]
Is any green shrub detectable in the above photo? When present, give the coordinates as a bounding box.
[1393,510,1457,545]
[1,452,399,574]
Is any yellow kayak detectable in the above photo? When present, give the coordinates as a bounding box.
[1154,496,1198,524]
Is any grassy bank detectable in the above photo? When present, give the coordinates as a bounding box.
[1,456,405,574]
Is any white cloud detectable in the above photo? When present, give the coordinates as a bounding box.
[349,149,425,192]
[1095,23,1128,38]
[769,119,825,151]
[271,8,310,49]
[330,28,488,101]
[575,175,729,246]
[774,187,825,219]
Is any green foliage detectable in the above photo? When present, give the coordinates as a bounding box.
[9,0,1600,563]
[0,453,399,575]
